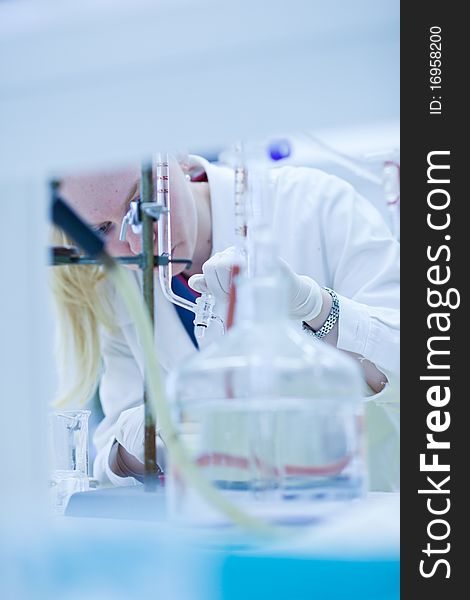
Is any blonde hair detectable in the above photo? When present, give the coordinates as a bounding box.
[50,227,116,407]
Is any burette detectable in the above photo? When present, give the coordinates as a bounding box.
[154,153,222,339]
[118,153,222,339]
[223,139,286,329]
[155,155,196,313]
[225,143,248,329]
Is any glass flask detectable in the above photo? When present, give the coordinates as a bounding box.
[166,263,366,525]
[48,409,90,514]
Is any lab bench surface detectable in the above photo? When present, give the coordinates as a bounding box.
[66,482,167,521]
[1,488,399,600]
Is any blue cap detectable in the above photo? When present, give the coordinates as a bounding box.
[268,139,292,161]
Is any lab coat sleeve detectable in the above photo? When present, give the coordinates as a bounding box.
[273,168,400,492]
[319,174,400,376]
[92,321,144,487]
[275,167,399,374]
[316,174,400,491]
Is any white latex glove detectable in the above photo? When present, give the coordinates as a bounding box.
[277,257,323,322]
[114,405,167,472]
[188,247,323,322]
[188,246,242,304]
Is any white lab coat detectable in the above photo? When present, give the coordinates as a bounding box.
[93,156,400,490]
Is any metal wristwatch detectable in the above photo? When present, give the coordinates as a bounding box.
[302,287,340,339]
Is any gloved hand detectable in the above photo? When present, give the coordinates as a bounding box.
[188,246,243,303]
[114,405,167,472]
[188,246,324,322]
[277,257,324,322]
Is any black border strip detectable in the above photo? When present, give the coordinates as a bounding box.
[401,3,464,596]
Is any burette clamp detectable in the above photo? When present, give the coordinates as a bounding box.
[119,201,168,242]
[119,199,143,241]
[140,202,168,220]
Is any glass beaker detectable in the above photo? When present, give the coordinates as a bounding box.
[48,409,90,514]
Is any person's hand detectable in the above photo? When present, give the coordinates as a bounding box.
[277,257,323,322]
[114,405,166,471]
[188,246,324,322]
[188,247,242,304]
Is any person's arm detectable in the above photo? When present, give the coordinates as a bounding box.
[109,439,144,482]
[303,289,388,394]
[272,166,399,388]
[190,248,394,393]
[107,403,167,480]
[189,173,399,393]
[314,174,400,383]
[94,321,168,483]
[92,320,145,486]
